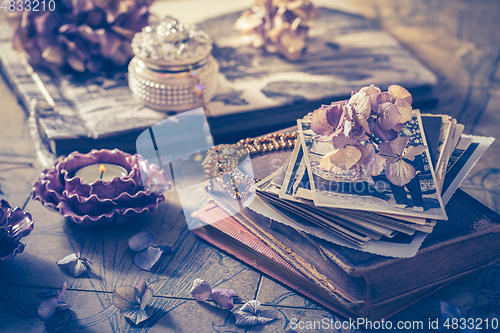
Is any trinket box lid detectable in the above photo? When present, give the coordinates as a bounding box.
[131,16,213,69]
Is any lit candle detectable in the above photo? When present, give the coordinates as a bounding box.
[75,163,128,183]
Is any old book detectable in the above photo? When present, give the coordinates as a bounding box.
[0,0,437,157]
[193,188,500,320]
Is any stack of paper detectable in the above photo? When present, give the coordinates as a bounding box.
[250,111,493,258]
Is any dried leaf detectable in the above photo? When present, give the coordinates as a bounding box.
[128,231,155,251]
[235,300,277,326]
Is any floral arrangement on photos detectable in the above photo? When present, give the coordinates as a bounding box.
[310,84,427,188]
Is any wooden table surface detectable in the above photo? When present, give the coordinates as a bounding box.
[1,0,500,332]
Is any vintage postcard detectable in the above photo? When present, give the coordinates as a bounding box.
[298,110,448,219]
[278,141,434,232]
[442,135,495,204]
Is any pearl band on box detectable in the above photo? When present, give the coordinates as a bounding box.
[128,17,219,112]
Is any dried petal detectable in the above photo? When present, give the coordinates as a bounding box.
[128,231,155,251]
[326,146,362,171]
[122,307,154,325]
[358,84,381,96]
[57,253,90,277]
[134,246,163,271]
[113,279,154,325]
[319,153,335,171]
[388,85,412,105]
[68,259,87,277]
[135,279,148,298]
[113,286,139,312]
[38,282,67,321]
[41,45,65,65]
[56,253,79,266]
[256,309,277,324]
[376,102,401,131]
[331,133,349,149]
[210,288,238,310]
[348,91,371,119]
[389,136,410,156]
[394,98,412,123]
[371,121,399,142]
[140,288,153,311]
[358,144,386,176]
[385,159,416,186]
[235,300,276,326]
[310,106,333,136]
[191,279,212,301]
[403,145,428,161]
[38,297,60,321]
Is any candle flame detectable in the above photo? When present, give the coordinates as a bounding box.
[99,164,106,173]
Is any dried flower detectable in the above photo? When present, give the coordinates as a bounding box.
[234,300,277,326]
[367,85,413,141]
[38,282,69,320]
[12,0,151,73]
[318,143,385,179]
[311,100,365,149]
[128,231,172,271]
[235,0,318,61]
[0,199,34,262]
[113,279,153,325]
[190,279,238,310]
[379,136,427,186]
[57,252,93,277]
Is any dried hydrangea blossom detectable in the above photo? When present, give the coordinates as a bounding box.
[57,252,93,277]
[190,279,238,310]
[128,231,172,271]
[113,279,153,325]
[235,0,318,61]
[12,0,151,73]
[310,84,425,187]
[38,282,69,321]
[0,199,34,262]
[234,300,277,326]
[379,136,427,187]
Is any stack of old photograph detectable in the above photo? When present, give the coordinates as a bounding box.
[253,106,493,258]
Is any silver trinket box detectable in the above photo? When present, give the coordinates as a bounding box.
[129,17,219,112]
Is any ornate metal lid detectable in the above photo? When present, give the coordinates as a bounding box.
[131,16,213,70]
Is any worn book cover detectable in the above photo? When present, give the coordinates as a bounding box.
[193,188,500,320]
